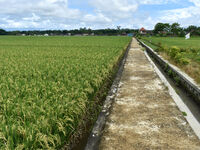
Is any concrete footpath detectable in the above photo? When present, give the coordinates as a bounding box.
[99,38,200,150]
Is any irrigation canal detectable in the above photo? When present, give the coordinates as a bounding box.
[85,38,200,150]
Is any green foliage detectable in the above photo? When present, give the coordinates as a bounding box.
[168,69,173,77]
[171,23,182,36]
[0,28,139,36]
[179,31,185,37]
[152,22,200,37]
[164,64,169,71]
[141,36,200,64]
[155,34,160,37]
[155,42,168,53]
[179,57,190,65]
[182,112,187,116]
[186,25,199,36]
[159,46,190,65]
[174,76,181,86]
[136,34,141,39]
[0,29,7,35]
[154,23,170,34]
[141,36,200,49]
[190,48,199,53]
[0,36,131,149]
[169,46,180,58]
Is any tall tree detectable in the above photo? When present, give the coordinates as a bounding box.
[153,23,170,34]
[171,23,181,35]
[0,29,7,35]
[117,26,121,34]
[186,25,198,35]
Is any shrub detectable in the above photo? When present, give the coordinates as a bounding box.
[180,48,187,53]
[174,53,182,63]
[173,52,190,65]
[190,48,198,53]
[179,57,190,65]
[169,46,180,58]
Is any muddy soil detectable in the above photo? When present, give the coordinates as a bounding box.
[99,38,200,150]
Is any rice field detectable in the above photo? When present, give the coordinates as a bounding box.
[0,36,131,149]
[141,36,200,49]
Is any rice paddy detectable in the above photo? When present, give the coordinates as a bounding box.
[0,36,131,149]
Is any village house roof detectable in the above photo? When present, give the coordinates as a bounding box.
[140,27,146,31]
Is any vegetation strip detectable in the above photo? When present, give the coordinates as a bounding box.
[139,37,200,83]
[84,39,131,150]
[137,39,200,105]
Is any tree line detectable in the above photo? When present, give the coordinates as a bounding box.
[0,27,138,36]
[153,23,200,37]
[0,23,200,36]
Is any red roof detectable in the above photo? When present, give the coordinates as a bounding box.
[140,27,146,31]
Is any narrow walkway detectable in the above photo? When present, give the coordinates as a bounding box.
[99,38,200,149]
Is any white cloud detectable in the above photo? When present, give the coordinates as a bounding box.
[87,0,184,29]
[159,0,200,26]
[23,13,40,21]
[0,0,199,30]
[0,0,80,18]
[139,0,180,5]
[189,0,200,7]
[83,13,112,24]
[161,7,193,21]
[89,0,138,20]
[0,0,82,29]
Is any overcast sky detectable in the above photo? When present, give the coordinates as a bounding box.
[0,0,199,30]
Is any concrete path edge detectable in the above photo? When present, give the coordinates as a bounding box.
[144,50,200,139]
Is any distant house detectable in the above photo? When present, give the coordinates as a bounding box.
[139,27,153,35]
[83,33,89,36]
[158,31,167,34]
[74,34,82,36]
[139,27,147,35]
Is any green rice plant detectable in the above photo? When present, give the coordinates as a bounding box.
[0,36,132,149]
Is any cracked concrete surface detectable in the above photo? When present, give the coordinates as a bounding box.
[99,38,200,150]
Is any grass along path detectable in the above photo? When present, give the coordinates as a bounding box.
[140,37,200,84]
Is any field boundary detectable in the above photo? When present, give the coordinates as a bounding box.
[84,39,132,150]
[137,39,200,105]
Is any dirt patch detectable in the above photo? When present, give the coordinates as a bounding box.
[99,38,200,150]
